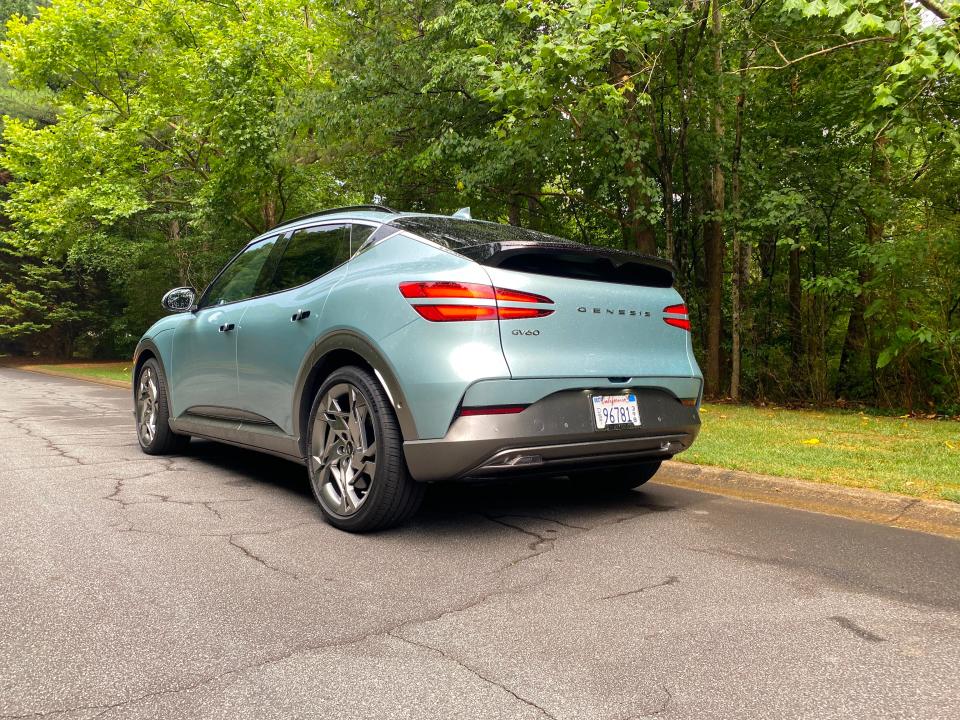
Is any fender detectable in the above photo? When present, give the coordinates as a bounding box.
[131,336,167,415]
[292,329,419,456]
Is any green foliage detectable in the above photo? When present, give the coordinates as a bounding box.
[0,0,958,413]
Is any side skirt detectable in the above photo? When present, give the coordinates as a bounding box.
[170,413,306,465]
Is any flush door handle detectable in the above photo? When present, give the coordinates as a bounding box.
[291,309,311,322]
[218,323,235,333]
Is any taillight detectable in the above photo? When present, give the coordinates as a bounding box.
[663,303,691,331]
[400,281,554,322]
[399,281,494,300]
[410,305,498,322]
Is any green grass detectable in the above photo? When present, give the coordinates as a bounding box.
[28,362,131,385]
[683,403,960,503]
[16,362,960,503]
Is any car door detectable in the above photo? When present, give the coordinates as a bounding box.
[236,223,374,433]
[168,234,283,419]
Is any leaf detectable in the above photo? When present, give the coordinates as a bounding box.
[842,10,864,35]
[876,346,897,369]
[800,438,821,445]
[826,0,848,17]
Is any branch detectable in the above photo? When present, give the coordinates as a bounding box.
[915,0,951,21]
[740,36,895,72]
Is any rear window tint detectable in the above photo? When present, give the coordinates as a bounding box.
[388,216,570,249]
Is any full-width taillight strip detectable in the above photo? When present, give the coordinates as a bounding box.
[663,303,691,331]
[399,281,554,322]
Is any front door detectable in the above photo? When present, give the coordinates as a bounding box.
[169,234,282,419]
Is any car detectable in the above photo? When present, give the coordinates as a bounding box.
[132,205,703,532]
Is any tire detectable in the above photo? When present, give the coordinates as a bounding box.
[135,358,190,455]
[306,365,424,532]
[569,460,662,491]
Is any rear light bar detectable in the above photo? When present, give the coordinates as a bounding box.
[459,404,528,417]
[663,303,691,331]
[400,281,554,321]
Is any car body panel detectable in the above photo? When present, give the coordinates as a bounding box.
[169,303,247,417]
[483,265,697,381]
[461,376,703,408]
[237,263,349,433]
[322,232,511,439]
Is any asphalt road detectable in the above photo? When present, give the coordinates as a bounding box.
[1,367,959,720]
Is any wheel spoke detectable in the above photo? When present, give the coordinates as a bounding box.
[310,381,378,518]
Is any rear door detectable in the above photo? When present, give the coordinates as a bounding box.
[236,223,372,433]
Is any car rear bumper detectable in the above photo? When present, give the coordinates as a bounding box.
[403,387,700,482]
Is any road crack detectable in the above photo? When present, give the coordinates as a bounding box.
[599,575,679,601]
[388,632,558,719]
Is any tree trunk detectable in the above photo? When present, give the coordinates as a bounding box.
[610,50,656,256]
[730,55,747,401]
[508,195,521,227]
[788,244,802,366]
[704,0,725,397]
[838,134,888,401]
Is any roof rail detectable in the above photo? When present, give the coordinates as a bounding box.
[272,205,397,231]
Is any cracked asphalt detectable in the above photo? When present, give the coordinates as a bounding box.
[1,367,959,720]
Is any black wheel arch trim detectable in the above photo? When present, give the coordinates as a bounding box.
[293,330,418,456]
[132,338,166,413]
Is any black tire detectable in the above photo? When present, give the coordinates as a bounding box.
[306,365,424,532]
[569,460,662,491]
[135,358,190,455]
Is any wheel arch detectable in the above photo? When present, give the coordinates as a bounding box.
[132,338,165,409]
[294,331,418,457]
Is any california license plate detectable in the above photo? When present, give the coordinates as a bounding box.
[591,394,641,430]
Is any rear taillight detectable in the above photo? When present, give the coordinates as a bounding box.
[400,281,554,322]
[663,304,690,331]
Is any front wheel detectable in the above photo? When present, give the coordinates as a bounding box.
[135,358,190,455]
[306,366,424,532]
[568,460,662,491]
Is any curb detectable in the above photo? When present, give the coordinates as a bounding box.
[657,461,960,540]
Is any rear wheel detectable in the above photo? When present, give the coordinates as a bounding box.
[569,460,662,491]
[306,366,424,532]
[135,358,190,455]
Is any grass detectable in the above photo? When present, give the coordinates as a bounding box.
[684,403,960,503]
[25,361,131,385]
[9,360,960,503]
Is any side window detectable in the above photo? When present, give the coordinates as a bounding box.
[265,224,349,293]
[350,224,375,253]
[201,235,281,308]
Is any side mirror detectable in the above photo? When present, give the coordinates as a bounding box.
[161,287,196,313]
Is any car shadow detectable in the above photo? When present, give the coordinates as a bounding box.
[180,439,688,527]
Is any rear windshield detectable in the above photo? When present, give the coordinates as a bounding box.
[387,216,571,249]
[377,215,675,288]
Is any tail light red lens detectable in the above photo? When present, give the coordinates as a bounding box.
[663,303,691,331]
[459,404,528,417]
[411,304,499,322]
[492,287,553,304]
[399,281,495,300]
[400,281,554,321]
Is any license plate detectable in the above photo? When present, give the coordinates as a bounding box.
[591,394,641,430]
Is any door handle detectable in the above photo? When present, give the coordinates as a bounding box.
[291,309,311,322]
[218,323,235,333]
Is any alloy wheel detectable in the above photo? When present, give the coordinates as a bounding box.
[136,366,159,446]
[311,382,377,517]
